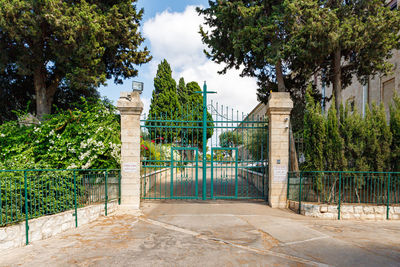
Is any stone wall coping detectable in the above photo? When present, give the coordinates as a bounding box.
[288,200,400,220]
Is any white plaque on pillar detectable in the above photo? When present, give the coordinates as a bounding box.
[123,163,137,173]
[273,165,287,182]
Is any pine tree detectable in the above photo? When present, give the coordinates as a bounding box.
[146,60,181,142]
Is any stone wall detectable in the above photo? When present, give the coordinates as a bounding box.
[141,168,170,197]
[238,168,267,196]
[0,201,118,250]
[288,200,400,220]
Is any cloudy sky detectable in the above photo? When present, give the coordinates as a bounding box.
[98,0,259,116]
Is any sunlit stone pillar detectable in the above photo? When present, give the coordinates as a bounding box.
[266,92,293,208]
[117,91,143,210]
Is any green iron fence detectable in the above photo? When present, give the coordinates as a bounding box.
[288,171,400,219]
[140,83,268,200]
[0,169,120,245]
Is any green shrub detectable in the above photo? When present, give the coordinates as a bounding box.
[0,98,121,170]
[390,93,400,172]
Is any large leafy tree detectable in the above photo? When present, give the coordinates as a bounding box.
[146,60,181,141]
[198,0,298,97]
[286,0,400,112]
[0,0,151,119]
[198,0,400,111]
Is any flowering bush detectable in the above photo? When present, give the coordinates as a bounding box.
[140,135,181,166]
[0,98,121,170]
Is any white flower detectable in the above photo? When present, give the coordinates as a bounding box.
[0,133,5,137]
[49,130,55,136]
[67,163,78,170]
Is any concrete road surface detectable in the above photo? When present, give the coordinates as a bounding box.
[1,201,400,266]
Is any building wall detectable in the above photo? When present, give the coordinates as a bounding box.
[318,49,400,119]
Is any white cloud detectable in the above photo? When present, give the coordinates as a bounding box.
[141,96,151,118]
[143,5,259,115]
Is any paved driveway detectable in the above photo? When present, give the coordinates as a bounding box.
[1,201,400,266]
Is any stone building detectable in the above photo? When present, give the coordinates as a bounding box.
[317,0,399,119]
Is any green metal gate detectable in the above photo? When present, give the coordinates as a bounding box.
[140,82,268,200]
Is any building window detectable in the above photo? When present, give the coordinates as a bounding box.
[388,0,397,10]
[362,82,369,118]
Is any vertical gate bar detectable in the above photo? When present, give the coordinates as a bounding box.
[105,170,108,216]
[0,176,2,226]
[387,173,391,220]
[171,147,174,199]
[298,172,302,214]
[118,171,121,205]
[74,170,78,227]
[338,172,341,220]
[202,82,207,200]
[196,149,199,198]
[211,149,214,199]
[287,172,290,201]
[235,148,238,198]
[24,171,29,245]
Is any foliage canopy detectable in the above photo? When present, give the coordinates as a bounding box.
[0,0,151,118]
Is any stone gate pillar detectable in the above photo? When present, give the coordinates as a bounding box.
[117,91,143,210]
[266,92,293,208]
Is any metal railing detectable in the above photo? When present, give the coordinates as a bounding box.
[0,169,121,244]
[288,171,400,219]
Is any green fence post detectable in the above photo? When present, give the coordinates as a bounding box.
[0,177,2,226]
[118,171,121,205]
[287,173,290,200]
[73,170,78,228]
[387,173,391,220]
[105,171,108,216]
[338,173,341,220]
[24,171,29,245]
[202,82,207,200]
[298,172,302,214]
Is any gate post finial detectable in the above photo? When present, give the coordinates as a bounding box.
[117,91,143,211]
[266,92,293,208]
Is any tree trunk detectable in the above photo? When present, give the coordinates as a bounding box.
[275,60,286,92]
[275,59,299,172]
[33,66,57,119]
[332,48,342,112]
[289,127,300,172]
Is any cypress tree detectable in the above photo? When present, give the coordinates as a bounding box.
[146,60,181,142]
[303,85,325,171]
[340,103,369,172]
[364,103,392,172]
[184,81,214,149]
[390,93,400,172]
[324,99,346,171]
[177,77,188,105]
